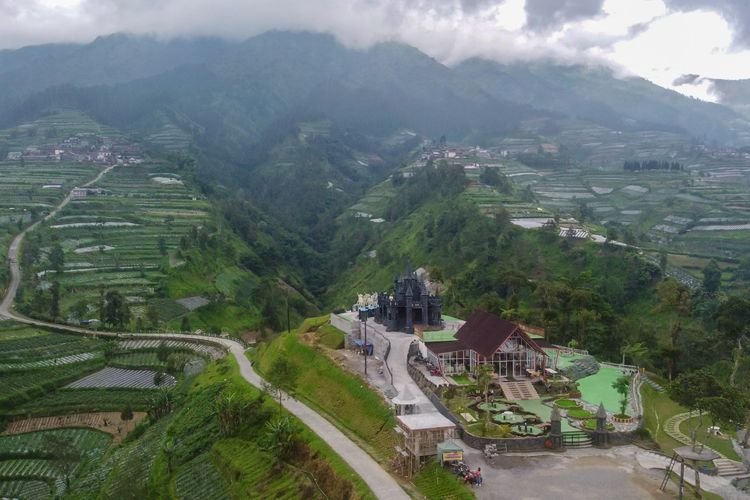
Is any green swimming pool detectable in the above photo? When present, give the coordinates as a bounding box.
[577,365,630,413]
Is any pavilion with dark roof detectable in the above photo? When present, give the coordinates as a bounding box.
[424,311,549,378]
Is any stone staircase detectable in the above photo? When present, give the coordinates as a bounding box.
[642,374,664,392]
[714,458,749,478]
[562,431,593,448]
[499,380,539,401]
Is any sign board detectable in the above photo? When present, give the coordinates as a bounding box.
[441,451,464,462]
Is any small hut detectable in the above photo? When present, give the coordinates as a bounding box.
[437,440,464,464]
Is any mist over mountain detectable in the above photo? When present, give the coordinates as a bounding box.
[1,30,748,148]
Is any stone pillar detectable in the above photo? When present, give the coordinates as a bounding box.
[550,406,563,450]
[593,402,609,448]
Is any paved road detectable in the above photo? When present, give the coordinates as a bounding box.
[0,165,114,316]
[0,167,409,500]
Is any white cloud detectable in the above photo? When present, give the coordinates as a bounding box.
[0,0,749,100]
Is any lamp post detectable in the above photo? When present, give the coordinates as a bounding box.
[359,307,368,376]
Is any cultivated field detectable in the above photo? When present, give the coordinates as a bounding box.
[0,428,112,497]
[65,367,176,389]
[21,160,211,322]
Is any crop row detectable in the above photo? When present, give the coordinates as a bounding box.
[175,452,230,500]
[0,351,100,371]
[10,388,155,417]
[0,428,111,458]
[0,359,106,411]
[0,459,58,479]
[0,333,100,363]
[118,340,225,360]
[0,479,51,500]
[65,367,176,389]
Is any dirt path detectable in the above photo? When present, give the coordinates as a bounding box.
[0,165,408,500]
[3,412,147,444]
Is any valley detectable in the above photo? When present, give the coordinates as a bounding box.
[0,28,749,500]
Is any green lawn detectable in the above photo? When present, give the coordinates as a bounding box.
[641,383,686,454]
[253,330,398,465]
[451,374,473,385]
[678,416,743,462]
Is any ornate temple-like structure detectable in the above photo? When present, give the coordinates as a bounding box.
[375,267,442,334]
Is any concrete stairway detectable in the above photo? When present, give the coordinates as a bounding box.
[499,381,539,401]
[714,458,748,478]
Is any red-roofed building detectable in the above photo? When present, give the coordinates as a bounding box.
[424,311,548,378]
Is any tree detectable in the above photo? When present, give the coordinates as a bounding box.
[213,391,255,437]
[43,434,80,488]
[715,296,750,386]
[261,415,300,463]
[48,244,64,272]
[669,370,722,450]
[702,259,721,294]
[475,364,494,432]
[180,316,191,332]
[620,341,647,367]
[121,404,134,422]
[148,388,174,420]
[154,371,164,386]
[71,299,89,321]
[612,375,631,417]
[158,237,167,256]
[50,281,60,319]
[146,305,159,329]
[102,290,130,329]
[264,358,299,411]
[103,340,117,362]
[156,341,170,363]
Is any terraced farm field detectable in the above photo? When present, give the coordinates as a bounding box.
[18,160,211,323]
[175,452,230,500]
[0,479,51,499]
[65,367,176,389]
[213,439,316,499]
[0,323,106,410]
[118,339,226,360]
[10,388,155,416]
[0,428,112,497]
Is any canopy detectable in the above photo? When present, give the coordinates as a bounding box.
[392,385,420,406]
[437,440,464,463]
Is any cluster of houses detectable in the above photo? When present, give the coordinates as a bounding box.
[6,134,143,165]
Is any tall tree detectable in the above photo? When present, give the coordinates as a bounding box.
[264,358,299,411]
[475,364,494,433]
[102,290,130,328]
[669,370,722,450]
[702,260,721,294]
[48,243,64,272]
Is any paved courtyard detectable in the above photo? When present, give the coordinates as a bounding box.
[458,445,748,500]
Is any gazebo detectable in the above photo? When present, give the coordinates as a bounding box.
[392,384,420,415]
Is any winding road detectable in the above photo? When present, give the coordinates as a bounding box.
[0,166,408,500]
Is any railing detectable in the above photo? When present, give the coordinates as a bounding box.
[553,345,590,356]
[562,431,592,448]
[600,361,638,371]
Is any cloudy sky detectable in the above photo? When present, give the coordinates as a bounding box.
[2,0,749,100]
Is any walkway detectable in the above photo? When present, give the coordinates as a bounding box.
[664,412,698,448]
[365,319,437,414]
[0,166,409,500]
[635,449,746,499]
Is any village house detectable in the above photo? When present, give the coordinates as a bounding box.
[423,311,549,379]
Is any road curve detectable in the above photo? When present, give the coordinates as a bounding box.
[0,166,408,500]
